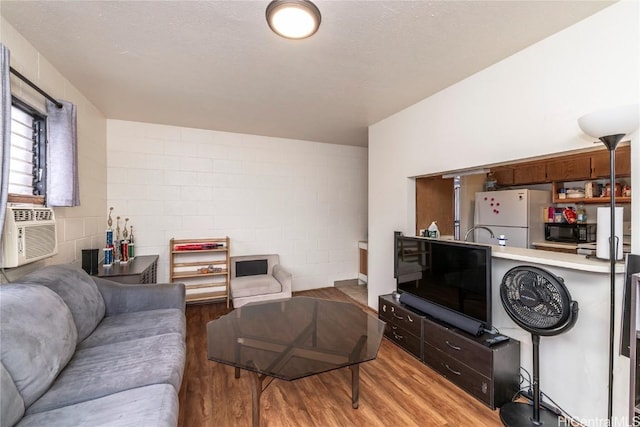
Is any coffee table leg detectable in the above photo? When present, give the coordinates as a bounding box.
[249,371,262,427]
[235,367,240,379]
[350,364,360,409]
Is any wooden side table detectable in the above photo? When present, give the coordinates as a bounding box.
[96,255,158,284]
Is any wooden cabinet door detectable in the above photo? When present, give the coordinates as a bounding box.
[545,155,591,181]
[416,176,453,236]
[617,146,631,176]
[492,166,514,186]
[359,248,367,276]
[591,145,631,178]
[513,162,546,184]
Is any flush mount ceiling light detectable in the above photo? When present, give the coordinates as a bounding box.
[266,0,321,40]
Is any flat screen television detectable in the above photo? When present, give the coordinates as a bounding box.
[394,234,492,331]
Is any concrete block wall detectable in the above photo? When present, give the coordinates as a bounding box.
[1,17,107,281]
[107,120,367,290]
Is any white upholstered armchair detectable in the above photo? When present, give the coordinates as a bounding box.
[229,254,292,308]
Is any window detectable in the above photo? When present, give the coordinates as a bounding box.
[8,98,46,205]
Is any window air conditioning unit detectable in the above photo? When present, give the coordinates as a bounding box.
[1,206,58,268]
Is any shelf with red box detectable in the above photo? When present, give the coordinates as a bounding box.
[169,237,230,306]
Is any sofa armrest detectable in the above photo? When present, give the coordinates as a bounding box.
[272,264,292,295]
[93,277,186,316]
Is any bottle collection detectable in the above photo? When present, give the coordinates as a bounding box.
[544,203,587,225]
[104,207,135,267]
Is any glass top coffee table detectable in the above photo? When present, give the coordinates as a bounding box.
[207,297,385,427]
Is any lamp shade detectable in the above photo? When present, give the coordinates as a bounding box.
[266,0,321,39]
[577,104,639,138]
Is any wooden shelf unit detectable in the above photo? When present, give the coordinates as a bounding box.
[169,237,230,306]
[551,181,631,205]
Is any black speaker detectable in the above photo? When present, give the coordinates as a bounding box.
[81,249,99,275]
[399,292,485,336]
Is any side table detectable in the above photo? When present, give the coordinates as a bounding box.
[96,255,158,284]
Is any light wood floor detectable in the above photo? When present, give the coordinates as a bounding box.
[178,288,503,426]
[334,278,368,306]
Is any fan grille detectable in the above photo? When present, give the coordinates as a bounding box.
[500,267,571,332]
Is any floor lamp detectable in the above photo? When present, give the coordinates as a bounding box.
[577,104,639,423]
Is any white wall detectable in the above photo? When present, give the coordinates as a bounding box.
[368,1,638,423]
[369,1,638,302]
[0,17,107,281]
[107,120,368,289]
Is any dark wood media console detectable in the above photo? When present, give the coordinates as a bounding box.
[379,294,520,409]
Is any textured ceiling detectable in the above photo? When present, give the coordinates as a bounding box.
[1,1,615,146]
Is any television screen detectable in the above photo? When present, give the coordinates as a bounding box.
[395,236,492,328]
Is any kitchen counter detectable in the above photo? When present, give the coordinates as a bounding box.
[488,249,627,422]
[491,243,624,274]
[425,236,624,274]
[531,241,578,254]
[531,241,578,250]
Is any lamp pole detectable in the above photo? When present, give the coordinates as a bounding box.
[578,103,638,425]
[598,134,624,422]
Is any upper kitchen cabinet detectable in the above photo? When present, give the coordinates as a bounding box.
[590,145,631,178]
[545,155,592,182]
[491,166,514,186]
[513,161,547,184]
[489,144,631,187]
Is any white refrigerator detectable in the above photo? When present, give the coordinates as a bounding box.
[473,189,551,248]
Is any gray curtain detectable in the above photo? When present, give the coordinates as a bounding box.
[46,99,79,206]
[0,44,11,256]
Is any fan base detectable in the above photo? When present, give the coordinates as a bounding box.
[500,402,559,427]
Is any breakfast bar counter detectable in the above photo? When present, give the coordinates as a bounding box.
[490,244,625,274]
[487,244,627,425]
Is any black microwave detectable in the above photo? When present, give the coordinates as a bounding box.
[544,223,597,243]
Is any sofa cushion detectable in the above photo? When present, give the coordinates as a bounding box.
[1,362,25,427]
[27,333,185,415]
[19,264,105,343]
[17,384,178,427]
[230,274,282,298]
[77,308,185,350]
[0,284,77,408]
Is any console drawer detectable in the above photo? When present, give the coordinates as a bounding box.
[423,319,491,374]
[423,342,493,407]
[379,299,422,336]
[384,323,421,359]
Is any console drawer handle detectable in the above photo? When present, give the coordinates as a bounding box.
[392,312,404,320]
[445,340,461,351]
[392,330,404,340]
[445,364,461,376]
[407,315,414,323]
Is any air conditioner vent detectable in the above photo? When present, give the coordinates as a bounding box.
[12,208,34,222]
[34,209,54,221]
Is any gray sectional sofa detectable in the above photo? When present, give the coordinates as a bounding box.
[0,264,186,427]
